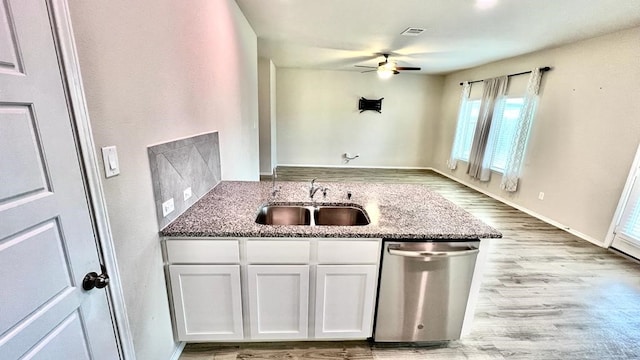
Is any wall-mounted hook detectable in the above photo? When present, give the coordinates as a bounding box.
[343,153,360,164]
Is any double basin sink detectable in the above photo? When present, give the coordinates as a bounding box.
[256,204,370,226]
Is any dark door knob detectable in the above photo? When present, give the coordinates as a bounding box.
[83,267,110,291]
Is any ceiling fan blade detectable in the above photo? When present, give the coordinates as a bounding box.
[396,67,421,71]
[355,65,377,69]
[361,69,377,73]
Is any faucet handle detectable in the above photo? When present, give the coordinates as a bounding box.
[322,187,328,198]
[347,191,352,200]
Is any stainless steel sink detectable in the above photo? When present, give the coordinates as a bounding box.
[255,205,312,225]
[255,204,370,226]
[314,206,370,226]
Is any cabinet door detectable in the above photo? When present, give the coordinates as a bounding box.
[315,265,377,339]
[169,265,243,341]
[247,265,309,340]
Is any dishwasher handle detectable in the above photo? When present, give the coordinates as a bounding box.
[387,245,479,259]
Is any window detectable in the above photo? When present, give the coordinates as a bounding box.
[456,100,481,161]
[622,200,640,241]
[452,97,526,173]
[490,98,524,172]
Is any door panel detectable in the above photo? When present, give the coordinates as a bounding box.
[0,105,49,201]
[0,0,119,359]
[0,0,24,74]
[21,312,91,360]
[0,221,72,335]
[247,265,309,340]
[314,265,377,339]
[169,265,244,341]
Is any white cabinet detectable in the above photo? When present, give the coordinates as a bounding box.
[169,264,243,341]
[247,265,310,340]
[164,237,381,342]
[314,265,378,339]
[165,239,243,341]
[314,240,380,340]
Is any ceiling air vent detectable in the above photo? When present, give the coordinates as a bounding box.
[401,27,425,36]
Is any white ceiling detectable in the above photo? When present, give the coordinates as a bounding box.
[235,0,640,74]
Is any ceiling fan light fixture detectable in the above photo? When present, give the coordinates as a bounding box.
[377,68,394,79]
[382,61,395,71]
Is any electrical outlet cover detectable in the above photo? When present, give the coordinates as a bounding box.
[162,198,175,217]
[183,187,192,201]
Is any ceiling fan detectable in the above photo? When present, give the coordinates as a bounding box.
[355,54,421,78]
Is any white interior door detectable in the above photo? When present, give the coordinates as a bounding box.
[611,154,640,259]
[0,1,120,359]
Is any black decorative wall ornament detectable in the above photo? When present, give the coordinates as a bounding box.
[359,97,383,113]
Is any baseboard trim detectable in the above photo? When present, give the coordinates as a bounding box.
[277,164,432,170]
[169,342,186,360]
[609,246,640,264]
[428,167,605,248]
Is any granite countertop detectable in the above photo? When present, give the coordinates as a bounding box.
[160,180,502,240]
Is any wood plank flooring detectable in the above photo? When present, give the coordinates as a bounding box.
[181,167,640,360]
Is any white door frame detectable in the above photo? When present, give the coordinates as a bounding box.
[604,143,640,248]
[47,1,136,358]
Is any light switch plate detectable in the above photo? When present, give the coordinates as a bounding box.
[101,146,120,178]
[162,198,175,217]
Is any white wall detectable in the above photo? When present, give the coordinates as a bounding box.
[68,1,258,359]
[432,26,640,244]
[276,69,443,168]
[258,58,277,174]
[270,61,278,173]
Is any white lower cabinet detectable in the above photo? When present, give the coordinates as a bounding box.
[314,265,378,339]
[164,238,380,342]
[168,264,244,341]
[247,265,310,340]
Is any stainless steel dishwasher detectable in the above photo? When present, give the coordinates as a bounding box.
[374,240,480,342]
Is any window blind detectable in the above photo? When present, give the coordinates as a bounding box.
[491,98,524,172]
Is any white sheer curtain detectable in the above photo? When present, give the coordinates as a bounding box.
[447,82,471,170]
[500,68,542,192]
[467,76,508,181]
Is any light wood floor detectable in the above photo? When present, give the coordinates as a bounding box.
[181,167,640,360]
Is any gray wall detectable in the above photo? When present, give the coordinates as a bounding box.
[148,132,221,229]
[432,26,640,244]
[68,1,258,359]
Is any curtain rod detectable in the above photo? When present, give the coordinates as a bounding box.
[459,66,551,86]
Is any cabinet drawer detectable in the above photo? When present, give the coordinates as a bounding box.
[166,240,239,264]
[317,240,380,264]
[246,240,310,263]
